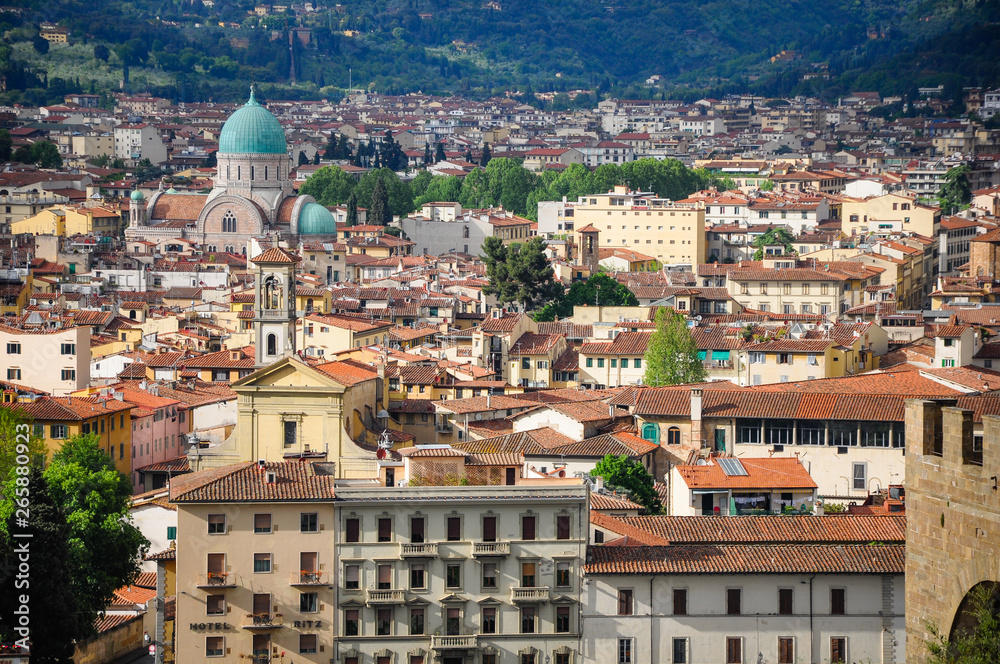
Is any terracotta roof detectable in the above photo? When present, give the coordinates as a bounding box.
[111,584,157,606]
[315,360,378,386]
[611,514,905,544]
[478,313,524,333]
[584,543,904,574]
[676,457,817,490]
[2,395,132,422]
[590,492,644,511]
[146,547,176,561]
[935,324,969,339]
[136,456,190,474]
[148,193,207,222]
[509,332,563,355]
[170,460,337,502]
[252,246,301,264]
[95,613,144,634]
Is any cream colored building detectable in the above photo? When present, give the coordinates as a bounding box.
[726,266,847,318]
[12,205,122,238]
[508,332,567,389]
[0,323,90,395]
[297,314,394,358]
[840,193,940,238]
[559,186,706,267]
[71,134,116,160]
[0,192,70,229]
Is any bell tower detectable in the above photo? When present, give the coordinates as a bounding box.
[250,247,300,367]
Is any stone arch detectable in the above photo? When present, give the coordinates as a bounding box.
[196,194,266,236]
[949,580,1000,642]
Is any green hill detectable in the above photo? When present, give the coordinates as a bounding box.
[0,0,997,105]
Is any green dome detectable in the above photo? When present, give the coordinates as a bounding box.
[298,202,337,234]
[130,189,144,201]
[218,88,287,155]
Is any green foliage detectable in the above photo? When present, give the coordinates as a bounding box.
[938,165,972,214]
[0,465,80,656]
[369,176,392,225]
[379,130,407,171]
[0,410,45,484]
[13,140,62,169]
[925,583,1000,664]
[299,165,356,206]
[42,434,149,638]
[345,191,358,227]
[93,43,109,62]
[482,236,562,310]
[533,273,638,322]
[435,142,446,163]
[480,143,492,168]
[31,35,48,55]
[353,168,414,218]
[0,129,10,162]
[592,454,663,515]
[751,227,796,261]
[643,307,707,386]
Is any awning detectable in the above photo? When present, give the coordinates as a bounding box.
[691,489,729,495]
[697,350,707,360]
[712,350,731,361]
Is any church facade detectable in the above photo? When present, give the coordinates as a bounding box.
[126,88,338,254]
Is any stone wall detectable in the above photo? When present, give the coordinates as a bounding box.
[904,400,1000,663]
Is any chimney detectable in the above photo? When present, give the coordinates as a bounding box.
[690,388,703,448]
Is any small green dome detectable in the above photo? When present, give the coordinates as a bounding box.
[298,202,337,234]
[218,87,287,155]
[130,189,144,201]
[166,187,178,194]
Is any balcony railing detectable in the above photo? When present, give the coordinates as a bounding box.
[250,653,271,664]
[242,613,284,629]
[400,542,438,558]
[511,586,550,603]
[197,573,236,588]
[290,571,327,586]
[365,588,405,605]
[703,360,734,370]
[473,542,510,557]
[431,635,478,650]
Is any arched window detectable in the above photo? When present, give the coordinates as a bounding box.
[305,298,314,313]
[266,333,277,356]
[222,210,237,233]
[641,423,659,445]
[667,426,681,445]
[264,166,269,180]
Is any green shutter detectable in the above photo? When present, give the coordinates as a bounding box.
[167,526,177,540]
[697,350,707,360]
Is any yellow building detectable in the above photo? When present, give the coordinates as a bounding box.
[297,313,394,355]
[2,395,134,474]
[295,287,332,314]
[508,332,567,389]
[567,186,706,266]
[726,264,847,318]
[0,277,30,316]
[12,205,123,237]
[839,193,940,238]
[39,23,69,42]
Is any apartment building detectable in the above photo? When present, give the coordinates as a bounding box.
[583,515,905,664]
[0,322,90,395]
[297,313,394,356]
[726,266,847,318]
[333,480,589,664]
[114,123,168,165]
[12,205,123,237]
[840,193,940,238]
[508,332,567,389]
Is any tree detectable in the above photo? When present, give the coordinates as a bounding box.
[486,236,565,310]
[423,142,432,165]
[643,307,707,386]
[464,149,474,164]
[369,176,391,225]
[299,165,356,206]
[379,130,406,171]
[93,43,109,62]
[533,273,639,322]
[345,191,358,227]
[32,35,49,55]
[925,583,1000,663]
[481,236,517,305]
[313,151,321,165]
[353,168,413,217]
[0,129,12,162]
[499,166,538,216]
[0,465,80,659]
[0,409,45,483]
[435,142,446,163]
[591,454,663,515]
[480,142,492,168]
[751,227,796,260]
[298,150,309,166]
[938,164,972,214]
[43,434,149,639]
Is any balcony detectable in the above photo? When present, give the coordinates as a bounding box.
[473,542,510,557]
[510,586,550,603]
[242,613,284,630]
[250,654,271,664]
[290,571,327,586]
[400,542,438,558]
[197,573,236,588]
[702,360,734,370]
[365,588,405,605]
[431,635,478,650]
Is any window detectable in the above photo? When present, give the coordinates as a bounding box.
[300,592,318,613]
[51,424,67,439]
[253,553,271,573]
[831,588,846,615]
[556,562,570,587]
[778,637,794,664]
[667,427,681,445]
[410,608,425,635]
[376,608,392,635]
[410,562,426,589]
[167,526,177,540]
[206,595,225,615]
[479,561,498,589]
[556,515,571,540]
[61,369,76,381]
[299,634,317,654]
[521,606,536,634]
[378,517,392,542]
[208,514,226,534]
[377,564,392,590]
[726,637,742,664]
[482,607,497,634]
[301,513,318,533]
[521,515,536,540]
[344,564,360,590]
[634,358,641,368]
[206,636,224,657]
[521,562,536,587]
[830,637,846,664]
[6,342,20,354]
[344,610,359,636]
[61,343,76,355]
[611,359,617,368]
[483,516,497,542]
[521,357,530,370]
[618,588,634,615]
[446,563,461,588]
[673,588,687,615]
[254,514,272,534]
[283,420,297,448]
[618,638,633,664]
[852,463,866,491]
[222,210,237,233]
[727,588,741,615]
[672,638,688,663]
[446,608,461,635]
[779,588,793,615]
[556,606,570,633]
[586,358,593,367]
[345,518,360,542]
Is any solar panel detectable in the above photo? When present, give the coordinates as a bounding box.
[717,458,748,476]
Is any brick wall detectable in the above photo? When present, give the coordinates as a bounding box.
[904,400,1000,663]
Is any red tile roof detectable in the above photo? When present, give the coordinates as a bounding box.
[170,460,337,502]
[610,514,904,544]
[251,247,301,264]
[675,457,817,490]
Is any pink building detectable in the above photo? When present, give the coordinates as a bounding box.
[119,385,190,492]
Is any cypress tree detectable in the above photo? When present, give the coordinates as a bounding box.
[480,142,491,167]
[345,191,358,227]
[435,142,446,163]
[369,177,391,225]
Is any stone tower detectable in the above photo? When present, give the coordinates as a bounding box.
[251,246,301,367]
[577,223,601,274]
[129,188,145,228]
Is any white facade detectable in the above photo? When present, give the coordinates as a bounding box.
[114,124,168,165]
[0,324,90,395]
[130,501,178,572]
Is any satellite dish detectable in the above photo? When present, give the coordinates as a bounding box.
[377,409,390,419]
[475,413,483,420]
